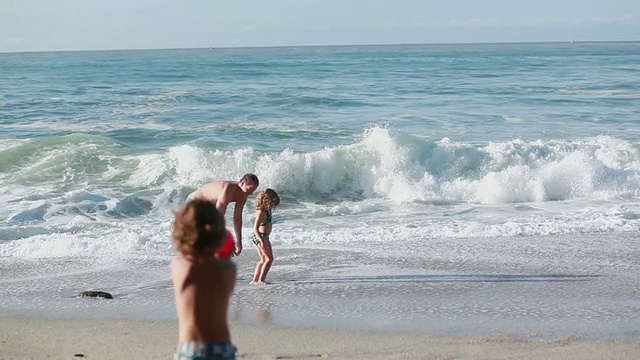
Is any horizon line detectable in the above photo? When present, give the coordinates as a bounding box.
[1,39,639,55]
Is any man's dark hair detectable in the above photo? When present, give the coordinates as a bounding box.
[241,173,259,186]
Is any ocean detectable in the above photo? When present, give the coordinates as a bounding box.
[0,42,639,339]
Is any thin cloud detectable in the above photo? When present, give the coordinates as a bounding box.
[222,25,257,32]
[379,14,639,29]
[2,38,23,46]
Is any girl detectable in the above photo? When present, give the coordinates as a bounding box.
[250,188,280,284]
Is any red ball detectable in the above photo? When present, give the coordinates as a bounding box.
[216,230,235,259]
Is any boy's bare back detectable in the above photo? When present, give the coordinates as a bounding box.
[171,257,237,343]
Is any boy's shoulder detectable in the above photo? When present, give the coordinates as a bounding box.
[171,255,188,270]
[212,258,237,275]
[172,256,235,271]
[173,257,236,285]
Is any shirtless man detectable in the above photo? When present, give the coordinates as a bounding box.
[186,173,259,255]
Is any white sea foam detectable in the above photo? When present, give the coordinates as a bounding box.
[501,115,527,123]
[1,128,639,263]
[2,197,638,261]
[517,86,637,97]
[0,119,173,132]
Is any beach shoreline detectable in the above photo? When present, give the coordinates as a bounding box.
[1,316,639,360]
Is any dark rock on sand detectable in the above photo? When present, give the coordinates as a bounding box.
[79,290,113,299]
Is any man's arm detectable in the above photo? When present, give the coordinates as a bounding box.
[233,197,247,255]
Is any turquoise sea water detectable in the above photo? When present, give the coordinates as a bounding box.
[0,42,639,338]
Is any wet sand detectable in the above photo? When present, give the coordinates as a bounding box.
[1,316,639,360]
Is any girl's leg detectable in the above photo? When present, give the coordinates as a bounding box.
[258,240,274,283]
[251,245,266,284]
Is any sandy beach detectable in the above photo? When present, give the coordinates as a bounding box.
[0,316,638,360]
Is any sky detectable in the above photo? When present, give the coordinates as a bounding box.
[1,0,639,52]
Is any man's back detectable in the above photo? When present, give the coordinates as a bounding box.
[171,257,237,343]
[189,181,232,203]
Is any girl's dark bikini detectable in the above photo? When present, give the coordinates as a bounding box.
[252,210,271,245]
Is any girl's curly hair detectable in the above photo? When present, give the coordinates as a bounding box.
[172,200,226,260]
[255,188,280,211]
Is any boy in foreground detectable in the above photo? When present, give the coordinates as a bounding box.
[171,200,237,360]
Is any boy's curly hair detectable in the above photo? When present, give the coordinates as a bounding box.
[172,200,226,259]
[255,188,280,211]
